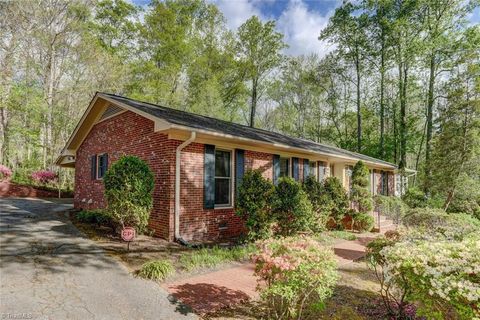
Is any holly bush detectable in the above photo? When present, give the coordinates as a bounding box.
[273,177,314,236]
[320,177,349,227]
[236,169,276,241]
[103,155,154,234]
[303,175,329,232]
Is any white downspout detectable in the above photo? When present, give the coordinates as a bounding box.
[175,131,196,240]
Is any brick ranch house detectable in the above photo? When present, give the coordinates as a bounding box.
[56,92,403,242]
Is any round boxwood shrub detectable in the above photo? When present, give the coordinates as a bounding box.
[236,169,276,241]
[273,177,314,236]
[103,155,154,234]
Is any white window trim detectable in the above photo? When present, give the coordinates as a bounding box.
[214,148,234,209]
[96,153,107,180]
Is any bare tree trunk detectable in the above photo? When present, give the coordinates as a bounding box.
[379,36,385,158]
[424,53,436,192]
[250,77,258,127]
[355,53,362,153]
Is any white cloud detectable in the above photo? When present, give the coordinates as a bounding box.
[276,0,335,57]
[214,0,264,30]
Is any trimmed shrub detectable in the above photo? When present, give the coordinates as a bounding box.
[138,260,175,281]
[351,212,374,232]
[350,161,373,214]
[303,175,329,232]
[273,177,314,236]
[103,156,154,234]
[31,170,57,185]
[252,236,338,320]
[0,164,12,181]
[77,209,112,226]
[320,177,349,228]
[402,187,428,208]
[236,170,276,241]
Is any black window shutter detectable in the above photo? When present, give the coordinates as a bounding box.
[235,149,245,199]
[292,157,299,181]
[273,154,280,185]
[303,159,309,181]
[91,155,97,180]
[204,144,215,209]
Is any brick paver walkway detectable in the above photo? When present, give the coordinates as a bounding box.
[165,235,376,315]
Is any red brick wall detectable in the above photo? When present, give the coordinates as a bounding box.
[75,111,276,242]
[74,111,176,240]
[244,150,273,181]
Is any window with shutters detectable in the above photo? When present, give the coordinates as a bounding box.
[345,165,354,192]
[214,150,232,207]
[96,153,108,179]
[279,157,290,178]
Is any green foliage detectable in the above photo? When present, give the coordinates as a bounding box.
[447,174,480,220]
[303,175,329,232]
[77,209,112,226]
[179,245,256,272]
[138,260,175,281]
[351,212,374,232]
[103,156,154,233]
[253,237,338,320]
[402,208,480,240]
[402,187,428,208]
[320,177,349,227]
[350,161,372,214]
[236,170,276,241]
[273,177,314,236]
[371,234,480,320]
[328,230,357,241]
[374,195,409,223]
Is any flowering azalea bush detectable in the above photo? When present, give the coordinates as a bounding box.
[0,164,12,181]
[30,170,58,185]
[252,236,338,319]
[367,232,480,320]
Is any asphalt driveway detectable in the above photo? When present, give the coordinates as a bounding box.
[0,197,196,320]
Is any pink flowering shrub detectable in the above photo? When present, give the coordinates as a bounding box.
[252,236,338,319]
[30,170,58,185]
[0,164,12,181]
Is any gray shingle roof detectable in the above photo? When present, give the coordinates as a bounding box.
[103,93,397,168]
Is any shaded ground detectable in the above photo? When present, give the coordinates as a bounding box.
[0,197,196,320]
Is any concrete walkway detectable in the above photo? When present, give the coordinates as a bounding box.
[0,197,196,320]
[165,233,376,315]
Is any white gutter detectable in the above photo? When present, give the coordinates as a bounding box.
[175,131,196,240]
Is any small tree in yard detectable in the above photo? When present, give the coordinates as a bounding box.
[103,156,154,234]
[303,175,329,232]
[320,177,349,228]
[274,177,314,236]
[350,161,374,232]
[236,169,276,241]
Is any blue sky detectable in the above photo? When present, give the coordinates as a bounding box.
[132,0,479,56]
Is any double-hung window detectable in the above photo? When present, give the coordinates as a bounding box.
[91,153,108,180]
[214,150,232,207]
[279,157,290,178]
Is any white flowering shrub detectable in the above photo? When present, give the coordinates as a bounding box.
[368,233,480,320]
